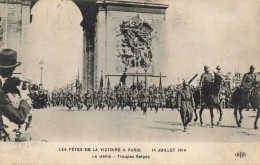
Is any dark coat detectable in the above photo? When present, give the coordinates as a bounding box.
[0,79,31,125]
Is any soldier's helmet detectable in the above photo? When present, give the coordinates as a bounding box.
[182,80,188,87]
[250,65,255,71]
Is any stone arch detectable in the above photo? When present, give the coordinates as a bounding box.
[29,0,85,90]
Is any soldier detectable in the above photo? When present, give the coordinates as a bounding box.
[43,90,48,108]
[241,65,257,108]
[75,90,83,111]
[215,66,226,102]
[200,66,213,101]
[160,89,166,111]
[131,90,139,111]
[66,91,73,111]
[168,90,176,110]
[108,90,116,110]
[153,89,160,113]
[51,92,57,107]
[100,90,107,110]
[84,90,93,110]
[215,66,225,80]
[148,88,154,111]
[177,81,195,132]
[92,90,98,110]
[141,88,149,115]
[116,89,123,110]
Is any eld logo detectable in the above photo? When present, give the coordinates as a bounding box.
[235,152,246,158]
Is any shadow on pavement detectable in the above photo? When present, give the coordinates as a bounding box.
[153,121,183,126]
[237,131,257,137]
[248,115,260,118]
[142,126,182,132]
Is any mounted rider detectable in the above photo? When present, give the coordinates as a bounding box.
[214,66,226,101]
[240,65,257,106]
[200,66,214,102]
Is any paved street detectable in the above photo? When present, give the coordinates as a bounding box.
[20,106,259,142]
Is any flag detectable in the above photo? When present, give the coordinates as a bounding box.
[100,73,103,89]
[120,73,127,85]
[159,72,162,87]
[107,76,110,88]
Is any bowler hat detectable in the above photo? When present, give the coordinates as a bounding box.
[0,49,21,68]
[216,66,221,70]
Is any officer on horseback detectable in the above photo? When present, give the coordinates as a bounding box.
[241,65,256,89]
[200,66,213,104]
[241,65,257,107]
[215,66,225,80]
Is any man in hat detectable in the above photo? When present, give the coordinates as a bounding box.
[0,49,31,141]
[241,65,257,107]
[215,66,225,80]
[214,66,226,100]
[177,80,195,132]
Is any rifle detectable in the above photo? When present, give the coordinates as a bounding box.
[188,74,198,84]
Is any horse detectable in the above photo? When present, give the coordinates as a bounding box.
[193,72,224,127]
[232,80,260,129]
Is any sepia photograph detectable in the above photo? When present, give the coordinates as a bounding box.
[0,0,259,164]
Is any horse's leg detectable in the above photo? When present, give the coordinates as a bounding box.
[217,106,223,126]
[254,108,260,129]
[239,107,243,124]
[199,106,205,126]
[234,107,241,127]
[210,108,214,128]
[194,108,198,122]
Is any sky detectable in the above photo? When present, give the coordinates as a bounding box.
[164,0,260,85]
[25,0,83,90]
[24,0,260,89]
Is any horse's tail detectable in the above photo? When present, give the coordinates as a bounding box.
[250,86,260,109]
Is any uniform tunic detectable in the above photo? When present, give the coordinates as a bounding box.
[241,72,256,89]
[177,88,195,111]
[240,72,257,106]
[200,72,213,97]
